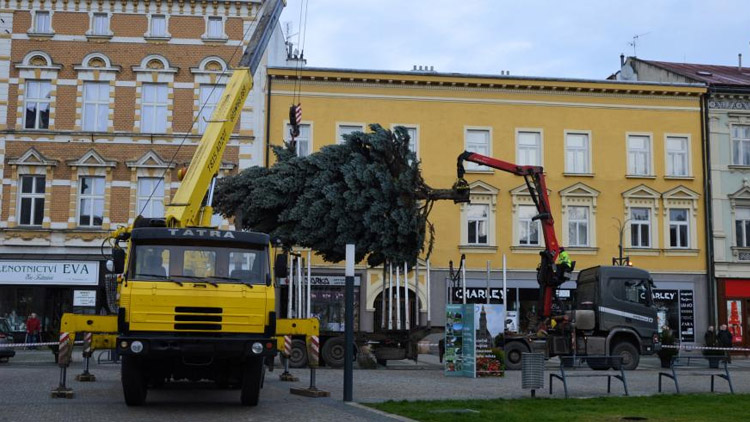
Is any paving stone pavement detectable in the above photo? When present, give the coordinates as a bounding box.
[1,349,749,422]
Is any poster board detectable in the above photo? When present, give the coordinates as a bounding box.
[445,304,505,377]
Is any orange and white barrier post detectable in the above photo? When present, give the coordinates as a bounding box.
[290,335,329,397]
[51,332,74,398]
[279,335,298,381]
[76,332,96,382]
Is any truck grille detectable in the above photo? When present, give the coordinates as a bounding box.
[174,307,223,331]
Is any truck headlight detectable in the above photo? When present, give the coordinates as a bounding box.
[251,342,264,355]
[130,341,144,354]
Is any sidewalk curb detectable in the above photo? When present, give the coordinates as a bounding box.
[346,402,419,422]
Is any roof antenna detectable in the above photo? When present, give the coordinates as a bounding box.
[628,32,650,57]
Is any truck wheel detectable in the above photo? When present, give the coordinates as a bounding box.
[321,337,347,368]
[611,342,639,370]
[240,358,264,406]
[122,356,147,406]
[504,342,528,370]
[289,339,308,368]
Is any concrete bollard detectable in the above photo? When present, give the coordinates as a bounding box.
[76,332,96,382]
[51,332,74,398]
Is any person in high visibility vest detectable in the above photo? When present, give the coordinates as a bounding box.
[557,247,572,269]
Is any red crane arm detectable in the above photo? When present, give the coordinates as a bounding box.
[456,151,566,318]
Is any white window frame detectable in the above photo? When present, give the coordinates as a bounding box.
[630,207,651,248]
[82,82,110,132]
[564,130,591,174]
[391,124,419,156]
[77,176,105,227]
[736,207,750,248]
[665,134,691,177]
[668,208,690,249]
[90,12,110,36]
[136,177,165,218]
[626,133,653,176]
[203,16,227,41]
[24,80,52,130]
[284,121,312,157]
[140,83,169,133]
[731,124,750,166]
[31,11,53,34]
[146,14,170,39]
[337,123,365,144]
[516,129,543,167]
[198,84,225,134]
[518,205,541,246]
[459,181,498,249]
[464,127,492,172]
[466,204,489,245]
[567,205,589,247]
[17,174,45,226]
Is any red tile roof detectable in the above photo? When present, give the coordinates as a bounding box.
[641,59,750,85]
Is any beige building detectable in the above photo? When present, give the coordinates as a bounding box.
[0,0,283,335]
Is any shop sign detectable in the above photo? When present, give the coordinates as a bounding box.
[452,287,504,303]
[0,260,99,286]
[73,290,97,307]
[280,275,361,286]
[679,291,695,343]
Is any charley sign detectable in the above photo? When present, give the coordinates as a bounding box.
[0,260,99,286]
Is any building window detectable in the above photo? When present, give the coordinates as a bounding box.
[732,125,750,166]
[627,135,651,176]
[92,13,109,35]
[404,126,418,155]
[17,175,45,226]
[137,177,165,218]
[567,206,589,247]
[630,207,651,248]
[150,15,167,37]
[517,131,542,166]
[82,82,109,132]
[467,204,489,245]
[736,208,750,247]
[565,132,589,174]
[518,205,540,246]
[337,124,364,144]
[78,176,105,227]
[24,80,52,130]
[141,83,168,133]
[666,136,689,177]
[34,11,51,33]
[669,209,689,248]
[198,84,225,134]
[206,16,224,39]
[286,123,311,156]
[465,129,490,171]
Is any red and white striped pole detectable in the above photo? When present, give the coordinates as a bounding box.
[308,335,320,391]
[279,335,298,382]
[51,332,74,398]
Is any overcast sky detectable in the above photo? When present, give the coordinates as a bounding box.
[278,0,750,80]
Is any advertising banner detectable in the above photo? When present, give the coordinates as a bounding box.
[445,304,505,377]
[728,299,743,344]
[0,260,99,286]
[474,304,505,377]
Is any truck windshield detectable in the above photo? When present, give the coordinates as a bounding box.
[132,243,268,285]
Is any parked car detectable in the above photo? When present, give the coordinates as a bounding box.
[0,318,17,362]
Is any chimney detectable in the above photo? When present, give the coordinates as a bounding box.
[620,54,625,66]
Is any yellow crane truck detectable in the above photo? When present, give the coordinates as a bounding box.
[58,0,318,406]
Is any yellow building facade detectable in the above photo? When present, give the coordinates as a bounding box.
[266,67,707,343]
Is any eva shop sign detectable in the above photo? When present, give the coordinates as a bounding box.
[0,260,99,286]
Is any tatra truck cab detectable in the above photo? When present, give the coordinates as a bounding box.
[115,226,277,406]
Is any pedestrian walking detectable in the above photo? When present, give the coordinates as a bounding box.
[704,325,717,347]
[717,324,733,363]
[25,312,41,349]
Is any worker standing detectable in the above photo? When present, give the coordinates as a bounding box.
[557,247,572,270]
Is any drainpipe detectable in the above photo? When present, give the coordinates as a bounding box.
[265,73,273,168]
[701,90,717,326]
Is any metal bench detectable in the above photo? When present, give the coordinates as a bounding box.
[658,357,734,394]
[549,355,629,398]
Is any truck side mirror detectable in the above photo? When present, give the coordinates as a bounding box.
[108,248,126,274]
[274,253,288,278]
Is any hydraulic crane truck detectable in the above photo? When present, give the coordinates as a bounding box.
[454,151,661,370]
[57,0,318,406]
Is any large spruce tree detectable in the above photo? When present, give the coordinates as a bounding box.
[213,124,464,266]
